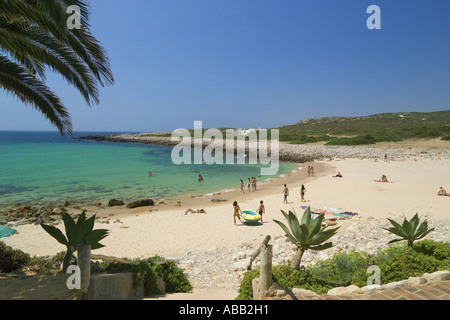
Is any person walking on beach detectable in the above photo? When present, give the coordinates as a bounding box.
[257,200,265,223]
[310,166,314,176]
[233,201,243,225]
[307,166,311,176]
[282,184,289,203]
[300,184,306,202]
[240,180,245,193]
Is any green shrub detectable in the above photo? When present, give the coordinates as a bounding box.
[412,239,450,260]
[310,251,367,288]
[441,135,450,141]
[236,240,450,299]
[236,268,260,300]
[379,247,441,283]
[0,241,30,273]
[101,256,192,295]
[326,135,376,145]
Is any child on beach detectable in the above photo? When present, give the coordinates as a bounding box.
[257,200,265,223]
[233,201,243,225]
[282,184,289,204]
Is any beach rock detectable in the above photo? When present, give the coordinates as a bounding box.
[61,201,71,207]
[327,285,363,296]
[211,198,227,202]
[126,199,155,209]
[408,277,427,286]
[423,271,450,281]
[361,284,382,293]
[381,280,409,290]
[108,199,125,207]
[291,288,319,296]
[52,207,67,215]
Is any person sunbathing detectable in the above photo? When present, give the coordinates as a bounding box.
[437,187,448,196]
[184,208,206,215]
[375,175,388,182]
[333,172,343,177]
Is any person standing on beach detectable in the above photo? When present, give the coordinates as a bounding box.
[300,185,306,202]
[247,178,252,192]
[307,166,311,176]
[233,201,243,225]
[252,177,257,191]
[282,184,289,203]
[240,180,245,193]
[257,200,265,223]
[384,153,388,162]
[310,166,314,176]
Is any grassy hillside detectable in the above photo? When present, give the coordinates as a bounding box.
[274,110,450,145]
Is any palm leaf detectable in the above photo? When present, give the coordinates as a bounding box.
[40,223,69,246]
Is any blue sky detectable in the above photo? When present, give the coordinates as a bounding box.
[1,0,449,133]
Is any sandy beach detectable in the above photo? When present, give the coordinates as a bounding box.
[2,140,450,298]
[3,151,450,261]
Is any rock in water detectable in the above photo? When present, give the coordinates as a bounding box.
[108,199,125,207]
[126,199,155,209]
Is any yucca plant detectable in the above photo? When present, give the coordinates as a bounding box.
[384,213,435,249]
[274,207,340,269]
[0,0,114,135]
[41,210,109,273]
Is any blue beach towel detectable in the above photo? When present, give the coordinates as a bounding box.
[0,225,17,239]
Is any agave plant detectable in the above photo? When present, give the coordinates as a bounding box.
[41,210,109,272]
[384,213,435,249]
[274,207,340,269]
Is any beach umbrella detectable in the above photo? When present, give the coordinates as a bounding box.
[0,225,17,239]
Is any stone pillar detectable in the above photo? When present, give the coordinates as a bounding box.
[259,244,273,298]
[77,244,91,300]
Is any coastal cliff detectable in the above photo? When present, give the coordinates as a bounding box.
[76,133,450,162]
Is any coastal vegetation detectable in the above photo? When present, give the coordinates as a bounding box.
[121,111,450,146]
[236,239,450,300]
[40,210,109,273]
[384,213,435,249]
[0,241,192,296]
[0,0,114,135]
[273,207,340,269]
[276,110,450,145]
[100,256,193,295]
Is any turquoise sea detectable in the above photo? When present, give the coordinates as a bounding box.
[0,131,298,208]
